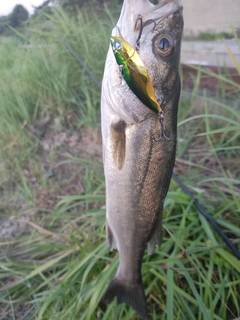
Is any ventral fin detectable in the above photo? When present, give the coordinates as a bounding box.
[147,216,163,255]
[110,120,126,170]
[106,221,118,250]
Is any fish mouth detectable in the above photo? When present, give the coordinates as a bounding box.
[146,0,183,17]
[113,0,183,44]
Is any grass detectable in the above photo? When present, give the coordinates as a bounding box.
[0,4,240,320]
[183,31,234,41]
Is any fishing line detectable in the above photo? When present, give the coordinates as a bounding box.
[41,11,240,260]
[38,11,102,89]
[172,172,240,260]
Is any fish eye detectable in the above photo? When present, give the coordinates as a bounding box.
[159,38,170,50]
[113,40,122,51]
[154,33,174,57]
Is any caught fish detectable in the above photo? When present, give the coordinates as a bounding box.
[100,0,183,318]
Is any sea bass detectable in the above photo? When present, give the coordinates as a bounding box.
[101,0,183,318]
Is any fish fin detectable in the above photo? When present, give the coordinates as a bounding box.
[147,217,162,255]
[110,120,126,170]
[102,277,148,320]
[106,222,118,250]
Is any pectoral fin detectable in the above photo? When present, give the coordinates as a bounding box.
[147,216,162,255]
[110,120,126,170]
[106,221,118,250]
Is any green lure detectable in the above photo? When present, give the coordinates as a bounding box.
[110,35,162,115]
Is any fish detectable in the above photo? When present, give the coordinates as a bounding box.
[100,0,183,318]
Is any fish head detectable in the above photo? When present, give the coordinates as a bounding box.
[103,0,183,124]
[113,0,183,46]
[145,4,183,108]
[114,0,183,110]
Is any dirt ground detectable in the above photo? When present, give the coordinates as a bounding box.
[0,123,103,240]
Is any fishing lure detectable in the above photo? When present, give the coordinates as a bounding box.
[110,22,170,140]
[111,35,161,114]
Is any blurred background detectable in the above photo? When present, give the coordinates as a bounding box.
[183,0,240,36]
[0,1,239,320]
[182,0,240,70]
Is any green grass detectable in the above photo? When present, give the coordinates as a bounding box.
[0,4,240,320]
[183,31,234,41]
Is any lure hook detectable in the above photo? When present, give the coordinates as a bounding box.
[114,25,122,37]
[155,111,172,141]
[135,14,157,49]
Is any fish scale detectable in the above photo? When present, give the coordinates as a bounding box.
[101,0,183,318]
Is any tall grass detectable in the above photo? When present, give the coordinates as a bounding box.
[0,5,115,215]
[0,4,240,320]
[0,8,110,135]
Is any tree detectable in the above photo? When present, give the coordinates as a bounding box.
[0,16,9,35]
[9,4,29,28]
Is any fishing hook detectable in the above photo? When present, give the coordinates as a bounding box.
[155,110,171,141]
[135,14,157,49]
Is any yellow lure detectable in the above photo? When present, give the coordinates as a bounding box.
[111,36,162,114]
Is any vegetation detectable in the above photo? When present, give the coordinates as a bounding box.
[0,0,124,36]
[183,31,234,41]
[0,3,240,320]
[9,4,29,28]
[0,4,28,35]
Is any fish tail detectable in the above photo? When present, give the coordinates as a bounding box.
[102,277,148,319]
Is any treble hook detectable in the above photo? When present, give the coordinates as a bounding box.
[134,14,157,49]
[155,111,172,141]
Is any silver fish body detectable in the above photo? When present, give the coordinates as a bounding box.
[101,1,183,318]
